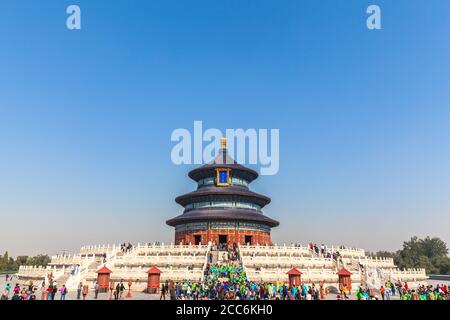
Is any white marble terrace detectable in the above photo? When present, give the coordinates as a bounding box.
[16,242,428,291]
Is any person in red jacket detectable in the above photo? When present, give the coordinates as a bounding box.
[47,285,53,300]
[82,284,89,300]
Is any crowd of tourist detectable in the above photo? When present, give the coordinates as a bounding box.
[120,242,133,253]
[0,271,121,301]
[0,277,131,301]
[2,274,449,301]
[354,280,449,300]
[0,277,71,301]
[305,242,343,262]
[163,278,330,300]
[1,244,449,301]
[159,244,329,300]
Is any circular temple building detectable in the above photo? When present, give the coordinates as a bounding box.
[166,138,279,246]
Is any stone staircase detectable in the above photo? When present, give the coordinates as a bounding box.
[64,248,119,290]
[202,244,247,285]
[55,273,70,286]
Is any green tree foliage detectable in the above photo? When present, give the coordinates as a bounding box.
[0,251,9,271]
[27,255,51,267]
[15,256,29,267]
[0,252,51,272]
[367,250,396,259]
[372,236,450,275]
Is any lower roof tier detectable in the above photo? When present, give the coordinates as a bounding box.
[166,207,280,228]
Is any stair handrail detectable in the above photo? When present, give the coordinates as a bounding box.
[200,242,212,282]
[65,254,96,289]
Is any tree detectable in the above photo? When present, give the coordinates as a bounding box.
[419,236,448,259]
[15,256,28,267]
[375,236,450,275]
[368,251,397,259]
[432,256,450,275]
[27,255,51,267]
[0,252,51,272]
[0,252,9,271]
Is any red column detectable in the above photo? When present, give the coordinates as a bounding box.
[207,228,212,244]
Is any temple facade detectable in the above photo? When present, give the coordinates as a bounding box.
[166,138,279,246]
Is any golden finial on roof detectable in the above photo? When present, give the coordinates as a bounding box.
[220,137,227,149]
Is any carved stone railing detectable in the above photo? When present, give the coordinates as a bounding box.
[112,255,205,267]
[242,256,334,269]
[49,254,82,266]
[245,267,361,284]
[389,268,428,281]
[64,255,97,290]
[240,244,365,258]
[348,256,395,268]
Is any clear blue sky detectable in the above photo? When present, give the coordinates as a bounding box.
[1,0,449,256]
